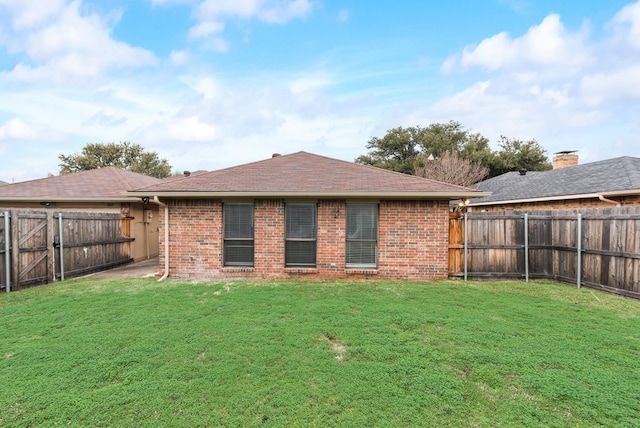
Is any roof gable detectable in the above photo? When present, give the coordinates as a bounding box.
[132,151,485,199]
[0,167,162,200]
[472,156,640,205]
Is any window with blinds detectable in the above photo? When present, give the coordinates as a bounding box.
[223,203,254,266]
[346,204,378,268]
[285,203,317,267]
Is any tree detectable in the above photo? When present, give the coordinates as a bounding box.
[489,136,552,177]
[356,121,552,182]
[415,150,489,187]
[59,142,172,178]
[355,127,422,174]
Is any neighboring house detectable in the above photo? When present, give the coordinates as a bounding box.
[467,153,640,211]
[129,151,488,280]
[0,167,162,261]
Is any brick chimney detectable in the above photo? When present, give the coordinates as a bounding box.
[552,151,578,169]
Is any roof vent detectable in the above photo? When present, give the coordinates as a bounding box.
[183,171,191,177]
[519,169,527,176]
[272,153,281,158]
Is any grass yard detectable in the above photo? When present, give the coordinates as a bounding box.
[1,278,639,427]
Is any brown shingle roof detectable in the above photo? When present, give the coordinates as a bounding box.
[0,167,162,201]
[131,152,487,199]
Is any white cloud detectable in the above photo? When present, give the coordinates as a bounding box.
[581,65,640,106]
[169,50,189,66]
[0,0,67,31]
[0,1,157,83]
[167,116,218,142]
[444,14,591,75]
[0,118,38,140]
[612,0,640,50]
[189,0,312,40]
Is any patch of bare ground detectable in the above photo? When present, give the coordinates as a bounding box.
[321,333,347,362]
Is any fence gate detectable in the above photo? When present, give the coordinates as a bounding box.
[12,211,54,289]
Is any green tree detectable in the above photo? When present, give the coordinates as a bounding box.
[356,121,552,182]
[59,142,172,178]
[355,127,422,174]
[489,136,552,177]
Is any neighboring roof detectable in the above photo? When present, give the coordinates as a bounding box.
[129,151,488,200]
[0,167,163,202]
[0,180,7,186]
[470,156,640,206]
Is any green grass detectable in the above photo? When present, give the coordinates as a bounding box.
[1,278,639,427]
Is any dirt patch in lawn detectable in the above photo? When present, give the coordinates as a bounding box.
[322,333,347,362]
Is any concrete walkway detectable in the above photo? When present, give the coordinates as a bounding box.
[87,257,160,279]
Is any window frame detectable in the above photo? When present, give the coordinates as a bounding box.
[223,203,254,267]
[345,203,378,269]
[284,203,317,267]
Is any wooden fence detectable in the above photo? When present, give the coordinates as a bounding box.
[1,210,133,292]
[449,206,640,299]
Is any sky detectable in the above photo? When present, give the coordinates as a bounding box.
[1,0,639,182]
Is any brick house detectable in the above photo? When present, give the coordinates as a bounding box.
[0,167,162,261]
[129,152,487,280]
[467,153,640,211]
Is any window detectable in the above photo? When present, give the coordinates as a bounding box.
[223,203,254,266]
[346,204,378,268]
[285,203,316,267]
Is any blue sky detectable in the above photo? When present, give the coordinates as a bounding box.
[1,0,639,182]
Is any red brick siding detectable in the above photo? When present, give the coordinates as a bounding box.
[159,198,449,280]
[470,195,640,212]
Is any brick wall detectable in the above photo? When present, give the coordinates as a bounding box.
[159,198,450,280]
[470,195,640,212]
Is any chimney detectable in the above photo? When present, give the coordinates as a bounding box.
[183,171,191,177]
[552,151,578,169]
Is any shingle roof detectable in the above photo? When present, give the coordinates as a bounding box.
[0,167,162,201]
[471,156,640,205]
[131,151,487,199]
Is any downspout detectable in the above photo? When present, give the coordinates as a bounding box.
[598,194,621,206]
[153,196,170,281]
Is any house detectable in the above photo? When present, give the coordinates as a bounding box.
[0,167,163,261]
[128,152,488,280]
[467,153,640,211]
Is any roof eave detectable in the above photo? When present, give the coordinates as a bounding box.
[467,192,606,207]
[126,190,491,200]
[598,189,640,197]
[0,196,143,203]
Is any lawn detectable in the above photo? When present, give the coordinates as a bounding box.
[1,278,639,427]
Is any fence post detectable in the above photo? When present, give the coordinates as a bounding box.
[577,213,582,289]
[10,210,19,290]
[58,212,65,281]
[3,211,9,292]
[524,213,529,282]
[463,213,468,281]
[46,211,55,283]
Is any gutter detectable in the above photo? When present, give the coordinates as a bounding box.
[126,190,490,200]
[0,196,143,203]
[598,194,621,206]
[468,192,607,207]
[153,196,170,282]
